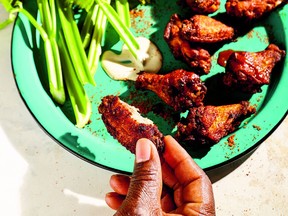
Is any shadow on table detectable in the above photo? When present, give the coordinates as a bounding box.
[206,147,258,183]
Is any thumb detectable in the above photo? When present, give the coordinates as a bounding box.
[115,138,162,216]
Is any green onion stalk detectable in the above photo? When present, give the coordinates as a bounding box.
[0,0,66,105]
[115,0,130,28]
[80,3,99,49]
[87,0,110,75]
[56,0,95,86]
[94,0,140,60]
[37,0,66,105]
[58,29,92,128]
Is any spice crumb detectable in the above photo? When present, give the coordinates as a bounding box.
[227,134,236,147]
[252,124,261,131]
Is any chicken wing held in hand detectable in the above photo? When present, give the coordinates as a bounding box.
[175,101,256,146]
[222,44,286,93]
[225,0,286,20]
[135,69,207,112]
[98,95,164,154]
[164,14,212,74]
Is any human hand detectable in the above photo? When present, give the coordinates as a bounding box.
[105,135,215,215]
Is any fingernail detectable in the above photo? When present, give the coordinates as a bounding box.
[136,139,151,163]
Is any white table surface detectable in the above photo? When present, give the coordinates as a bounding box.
[1,6,288,216]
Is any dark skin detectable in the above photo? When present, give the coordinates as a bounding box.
[105,136,215,215]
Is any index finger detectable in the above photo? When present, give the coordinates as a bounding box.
[162,135,206,186]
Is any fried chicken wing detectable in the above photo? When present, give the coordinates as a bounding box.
[135,69,207,112]
[225,0,286,20]
[98,95,164,154]
[185,0,220,14]
[175,101,256,146]
[181,15,235,43]
[164,14,212,74]
[222,44,286,93]
[164,14,235,74]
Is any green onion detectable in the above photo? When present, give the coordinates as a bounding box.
[80,3,99,49]
[37,0,66,104]
[64,0,94,11]
[87,0,110,75]
[49,0,57,35]
[56,0,95,86]
[115,0,131,28]
[0,6,18,29]
[1,0,66,104]
[94,0,140,60]
[58,29,92,128]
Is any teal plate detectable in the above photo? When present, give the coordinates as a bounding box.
[11,1,288,173]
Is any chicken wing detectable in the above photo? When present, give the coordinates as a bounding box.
[180,15,235,43]
[164,14,212,74]
[222,44,286,93]
[185,0,220,14]
[98,95,164,154]
[135,69,207,112]
[225,0,286,20]
[164,14,235,74]
[175,101,256,146]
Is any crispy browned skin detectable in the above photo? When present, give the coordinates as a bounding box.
[98,95,164,154]
[222,44,286,93]
[175,101,256,145]
[225,0,286,20]
[185,0,220,14]
[135,69,207,112]
[164,14,212,74]
[181,15,235,43]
